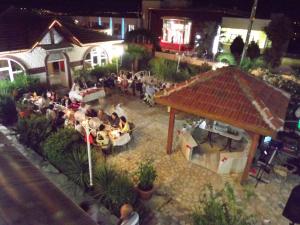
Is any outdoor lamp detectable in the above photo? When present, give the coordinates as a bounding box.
[80,116,100,187]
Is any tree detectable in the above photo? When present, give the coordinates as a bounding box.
[230,36,244,61]
[194,21,218,58]
[125,44,148,71]
[246,41,260,60]
[264,15,293,68]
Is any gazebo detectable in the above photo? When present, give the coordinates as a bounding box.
[155,67,290,182]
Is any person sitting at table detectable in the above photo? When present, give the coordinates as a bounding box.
[96,124,110,149]
[50,91,58,103]
[61,94,70,108]
[78,102,91,115]
[119,116,130,134]
[55,111,65,128]
[22,92,33,104]
[36,93,49,112]
[46,104,56,122]
[109,112,120,128]
[97,109,109,123]
[64,111,75,128]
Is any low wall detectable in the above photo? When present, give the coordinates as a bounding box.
[155,51,215,67]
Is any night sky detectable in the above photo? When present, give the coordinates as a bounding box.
[0,0,299,19]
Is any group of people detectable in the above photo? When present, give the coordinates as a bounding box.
[63,103,131,150]
[22,89,132,150]
[116,70,171,107]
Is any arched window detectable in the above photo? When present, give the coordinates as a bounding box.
[0,58,25,81]
[84,47,108,68]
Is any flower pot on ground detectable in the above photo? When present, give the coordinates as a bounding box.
[135,159,157,200]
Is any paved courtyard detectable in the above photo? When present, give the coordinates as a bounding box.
[102,91,300,225]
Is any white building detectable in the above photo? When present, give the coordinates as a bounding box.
[220,17,271,51]
[0,8,123,88]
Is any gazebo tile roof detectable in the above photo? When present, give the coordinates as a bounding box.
[155,67,290,136]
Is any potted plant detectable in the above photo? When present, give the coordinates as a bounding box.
[135,159,157,200]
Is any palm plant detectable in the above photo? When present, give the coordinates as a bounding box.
[125,44,148,71]
[64,145,95,189]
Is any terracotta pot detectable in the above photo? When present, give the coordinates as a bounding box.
[136,186,154,201]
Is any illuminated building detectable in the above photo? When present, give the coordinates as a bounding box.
[0,8,123,87]
[219,17,271,52]
[160,17,192,51]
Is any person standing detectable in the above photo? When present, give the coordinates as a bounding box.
[131,76,137,96]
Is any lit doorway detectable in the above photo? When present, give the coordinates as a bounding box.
[46,52,69,88]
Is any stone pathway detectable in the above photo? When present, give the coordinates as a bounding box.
[104,92,300,225]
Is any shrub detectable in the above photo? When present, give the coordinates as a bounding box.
[16,115,52,154]
[104,172,137,216]
[230,36,244,59]
[246,41,260,60]
[150,57,177,81]
[216,53,237,65]
[64,144,95,188]
[0,74,41,98]
[89,64,117,80]
[42,128,81,165]
[0,95,18,125]
[135,159,157,191]
[191,183,256,225]
[150,58,212,82]
[240,57,267,72]
[186,63,212,76]
[94,164,137,216]
[94,163,118,192]
[125,44,149,71]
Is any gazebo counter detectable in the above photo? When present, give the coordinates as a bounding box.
[179,125,250,175]
[155,67,290,183]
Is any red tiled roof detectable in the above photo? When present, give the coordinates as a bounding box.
[155,67,290,136]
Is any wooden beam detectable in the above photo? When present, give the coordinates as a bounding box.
[166,107,176,154]
[241,133,260,184]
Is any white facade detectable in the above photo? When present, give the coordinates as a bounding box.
[220,17,271,50]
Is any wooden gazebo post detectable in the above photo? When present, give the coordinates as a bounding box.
[241,132,260,184]
[166,107,176,154]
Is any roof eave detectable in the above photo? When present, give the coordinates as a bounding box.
[155,97,278,138]
[80,40,124,46]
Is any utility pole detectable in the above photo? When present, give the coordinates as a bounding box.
[240,0,259,65]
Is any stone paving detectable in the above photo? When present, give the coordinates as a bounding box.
[1,90,299,225]
[103,92,300,225]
